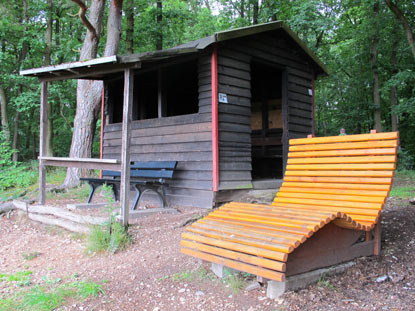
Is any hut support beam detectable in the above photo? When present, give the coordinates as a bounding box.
[211,45,219,192]
[39,81,48,204]
[120,68,134,226]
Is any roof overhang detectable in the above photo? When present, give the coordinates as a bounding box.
[20,21,328,81]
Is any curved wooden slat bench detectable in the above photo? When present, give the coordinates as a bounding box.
[180,131,399,282]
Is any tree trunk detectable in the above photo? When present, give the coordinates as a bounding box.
[45,0,53,157]
[253,0,259,25]
[12,111,20,162]
[64,0,106,187]
[0,87,10,142]
[126,0,134,54]
[64,0,123,188]
[390,25,399,132]
[156,0,163,50]
[371,2,382,132]
[385,0,415,61]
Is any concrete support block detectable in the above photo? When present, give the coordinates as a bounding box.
[210,263,238,278]
[267,280,287,299]
[66,203,108,210]
[266,262,355,299]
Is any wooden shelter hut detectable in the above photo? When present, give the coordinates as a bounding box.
[20,21,328,221]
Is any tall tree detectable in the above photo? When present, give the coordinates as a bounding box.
[156,0,163,50]
[0,87,10,142]
[63,0,106,187]
[64,0,124,187]
[371,1,382,132]
[385,0,415,60]
[45,0,53,156]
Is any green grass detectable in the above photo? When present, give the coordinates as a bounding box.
[0,272,105,311]
[0,271,33,287]
[394,169,415,182]
[22,252,41,261]
[46,184,91,201]
[223,273,246,294]
[170,267,214,282]
[390,185,415,199]
[317,275,336,290]
[86,221,132,254]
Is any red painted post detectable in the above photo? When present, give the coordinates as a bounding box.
[312,72,315,136]
[100,86,104,178]
[211,45,219,192]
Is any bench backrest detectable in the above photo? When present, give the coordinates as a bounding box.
[272,132,399,229]
[103,161,177,180]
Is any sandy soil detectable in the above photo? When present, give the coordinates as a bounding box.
[1,197,414,311]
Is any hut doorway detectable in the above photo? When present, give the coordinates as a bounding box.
[250,61,283,180]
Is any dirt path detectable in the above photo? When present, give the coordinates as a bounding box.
[1,200,414,311]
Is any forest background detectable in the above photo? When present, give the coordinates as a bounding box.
[0,0,414,190]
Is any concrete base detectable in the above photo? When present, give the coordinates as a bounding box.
[252,179,283,190]
[66,203,108,210]
[266,262,355,299]
[211,263,238,278]
[116,207,177,221]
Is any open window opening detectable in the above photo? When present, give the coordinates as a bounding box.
[107,59,199,124]
[251,61,283,179]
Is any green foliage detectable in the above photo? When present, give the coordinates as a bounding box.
[390,185,415,199]
[223,272,246,294]
[0,271,32,287]
[0,277,105,311]
[86,185,132,254]
[397,148,414,170]
[22,252,41,261]
[170,267,213,282]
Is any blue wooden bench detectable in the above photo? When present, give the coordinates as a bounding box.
[80,161,177,210]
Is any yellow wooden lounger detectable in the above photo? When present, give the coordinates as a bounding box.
[180,131,399,282]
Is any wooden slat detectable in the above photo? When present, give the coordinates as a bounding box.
[186,226,294,253]
[181,232,287,262]
[200,218,308,242]
[198,218,305,242]
[286,163,396,171]
[285,170,394,178]
[271,202,381,217]
[290,132,398,145]
[210,211,321,232]
[204,215,313,237]
[279,186,388,197]
[273,197,382,209]
[217,208,334,228]
[277,192,385,203]
[288,148,397,158]
[284,176,393,185]
[223,203,338,220]
[281,181,392,191]
[192,222,299,247]
[287,155,397,164]
[180,248,285,281]
[181,240,286,272]
[219,204,335,222]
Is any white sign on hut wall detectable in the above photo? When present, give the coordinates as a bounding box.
[308,89,313,96]
[219,93,228,103]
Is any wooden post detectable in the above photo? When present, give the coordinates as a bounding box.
[312,72,315,136]
[157,68,166,118]
[100,86,105,178]
[39,81,48,204]
[211,44,219,192]
[374,217,382,256]
[120,69,134,226]
[281,69,288,175]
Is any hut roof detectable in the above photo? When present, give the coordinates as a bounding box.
[20,21,328,81]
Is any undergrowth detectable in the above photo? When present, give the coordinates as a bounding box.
[86,185,131,254]
[0,271,105,311]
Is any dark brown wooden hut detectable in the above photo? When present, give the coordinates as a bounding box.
[21,21,328,214]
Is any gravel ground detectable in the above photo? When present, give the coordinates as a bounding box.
[1,197,414,310]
